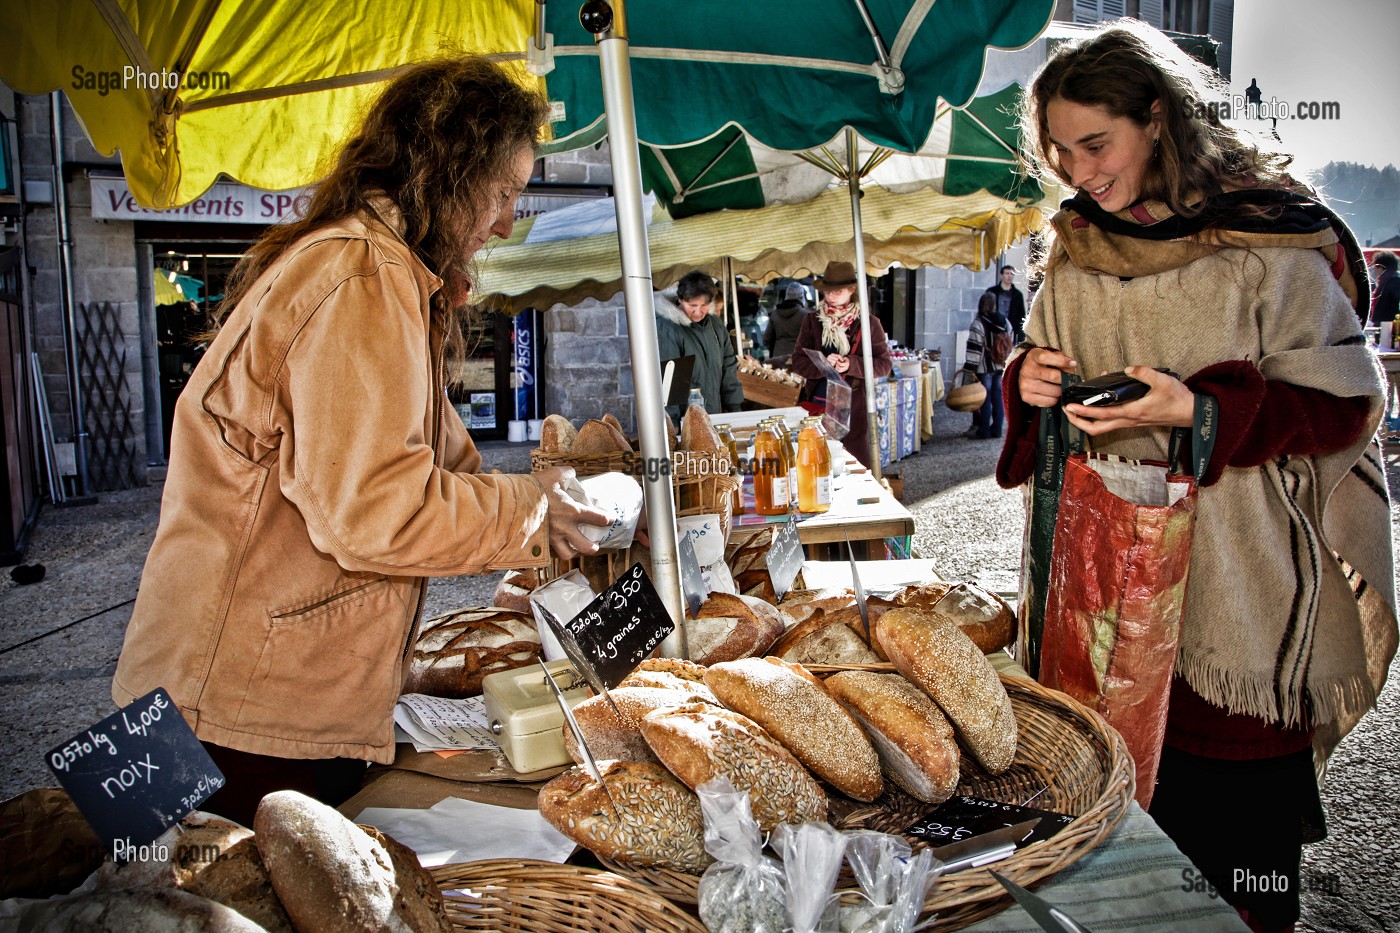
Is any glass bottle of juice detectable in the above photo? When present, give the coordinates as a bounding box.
[715,423,743,515]
[797,418,832,513]
[769,418,797,506]
[752,424,790,515]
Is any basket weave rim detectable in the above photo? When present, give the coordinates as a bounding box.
[433,858,708,933]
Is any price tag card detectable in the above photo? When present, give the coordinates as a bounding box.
[553,563,675,688]
[905,795,1073,849]
[765,514,804,601]
[46,688,224,853]
[677,531,706,618]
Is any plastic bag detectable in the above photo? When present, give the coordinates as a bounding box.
[800,349,852,440]
[696,779,788,933]
[771,822,846,933]
[837,832,939,933]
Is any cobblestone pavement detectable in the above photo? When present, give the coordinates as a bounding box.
[1,403,1395,930]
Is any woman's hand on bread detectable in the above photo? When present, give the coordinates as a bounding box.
[533,465,612,559]
[1018,347,1077,407]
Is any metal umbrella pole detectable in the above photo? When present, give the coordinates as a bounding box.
[591,0,687,658]
[724,256,742,358]
[846,128,881,479]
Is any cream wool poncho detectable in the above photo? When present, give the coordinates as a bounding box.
[1024,203,1397,757]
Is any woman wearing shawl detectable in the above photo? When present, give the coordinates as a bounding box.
[789,260,893,468]
[1004,21,1396,932]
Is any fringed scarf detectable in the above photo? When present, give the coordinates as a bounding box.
[818,299,859,355]
[1043,183,1397,757]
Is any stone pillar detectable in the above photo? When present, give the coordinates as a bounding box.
[542,296,637,433]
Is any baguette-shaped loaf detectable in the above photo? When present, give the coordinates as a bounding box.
[563,686,714,765]
[875,609,1017,774]
[538,760,711,872]
[704,658,883,802]
[641,703,826,831]
[825,671,960,803]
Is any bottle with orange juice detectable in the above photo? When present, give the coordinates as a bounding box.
[752,423,790,516]
[797,417,832,513]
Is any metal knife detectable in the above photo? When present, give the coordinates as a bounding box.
[990,870,1096,933]
[537,659,618,815]
[927,818,1040,874]
[846,536,870,642]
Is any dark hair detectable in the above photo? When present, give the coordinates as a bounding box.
[1376,251,1399,272]
[1000,265,1016,274]
[1021,20,1292,220]
[978,292,998,315]
[676,271,718,302]
[217,55,549,371]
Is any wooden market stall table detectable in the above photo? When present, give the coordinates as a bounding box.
[728,460,915,560]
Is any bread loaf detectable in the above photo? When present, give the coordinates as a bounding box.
[37,888,266,932]
[254,790,400,933]
[601,413,628,440]
[632,657,709,682]
[358,825,452,933]
[563,686,714,765]
[824,671,960,803]
[403,608,541,698]
[572,418,632,454]
[704,658,883,802]
[684,592,787,665]
[96,812,251,892]
[641,703,826,831]
[777,589,855,626]
[680,404,723,452]
[538,760,711,872]
[540,415,577,453]
[182,837,294,933]
[490,568,541,615]
[875,609,1017,774]
[769,609,880,665]
[922,582,1015,654]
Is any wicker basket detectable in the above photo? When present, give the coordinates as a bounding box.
[599,670,1133,931]
[433,859,706,932]
[945,371,987,412]
[532,447,739,583]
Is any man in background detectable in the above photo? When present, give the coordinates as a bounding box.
[985,265,1027,342]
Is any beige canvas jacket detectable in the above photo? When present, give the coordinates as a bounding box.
[113,203,549,764]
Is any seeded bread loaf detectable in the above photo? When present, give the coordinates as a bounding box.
[538,760,712,872]
[875,609,1017,774]
[641,703,826,831]
[403,607,541,698]
[684,593,788,665]
[630,657,710,682]
[824,670,960,803]
[563,685,715,765]
[704,658,883,802]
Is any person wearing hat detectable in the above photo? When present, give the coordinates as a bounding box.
[763,280,811,367]
[1370,251,1400,328]
[788,260,893,468]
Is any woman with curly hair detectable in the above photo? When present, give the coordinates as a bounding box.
[1004,20,1396,932]
[112,57,608,824]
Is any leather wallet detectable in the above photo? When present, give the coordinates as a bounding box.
[1063,371,1151,407]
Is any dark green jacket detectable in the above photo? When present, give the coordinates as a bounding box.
[654,293,744,415]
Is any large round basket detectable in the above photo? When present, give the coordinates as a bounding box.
[599,670,1134,931]
[945,371,988,412]
[433,859,707,932]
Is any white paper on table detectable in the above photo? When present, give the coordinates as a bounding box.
[393,694,499,752]
[356,796,576,867]
[801,559,943,595]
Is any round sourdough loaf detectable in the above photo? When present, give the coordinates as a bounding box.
[253,791,399,933]
[770,610,880,665]
[563,685,714,765]
[640,703,826,831]
[403,607,541,698]
[181,837,294,933]
[684,593,788,665]
[824,670,960,803]
[537,760,711,872]
[875,609,1017,774]
[704,658,883,802]
[924,581,1016,654]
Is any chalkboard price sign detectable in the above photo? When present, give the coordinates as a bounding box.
[46,688,224,853]
[765,514,804,601]
[677,531,706,618]
[906,795,1073,849]
[555,563,675,688]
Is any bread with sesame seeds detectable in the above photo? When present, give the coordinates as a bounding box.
[703,658,883,802]
[824,670,960,803]
[875,608,1017,774]
[537,760,711,872]
[640,702,826,831]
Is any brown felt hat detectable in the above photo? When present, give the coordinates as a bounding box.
[815,260,858,292]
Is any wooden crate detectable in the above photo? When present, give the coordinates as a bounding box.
[738,371,801,408]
